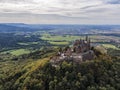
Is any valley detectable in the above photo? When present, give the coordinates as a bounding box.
[0,24,120,90]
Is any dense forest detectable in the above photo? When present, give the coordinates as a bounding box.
[0,33,50,51]
[0,48,120,90]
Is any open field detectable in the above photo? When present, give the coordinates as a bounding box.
[41,34,120,42]
[49,41,69,45]
[1,49,31,56]
[18,42,39,46]
[102,44,119,50]
[0,25,120,59]
[89,35,120,43]
[10,49,30,56]
[41,34,82,41]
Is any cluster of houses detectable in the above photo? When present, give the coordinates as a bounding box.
[50,36,95,66]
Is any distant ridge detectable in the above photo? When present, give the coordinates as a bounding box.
[0,23,120,33]
[0,24,34,32]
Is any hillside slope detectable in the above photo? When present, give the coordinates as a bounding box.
[0,55,120,90]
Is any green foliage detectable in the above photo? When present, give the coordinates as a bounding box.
[92,46,107,57]
[49,41,69,45]
[10,49,30,56]
[41,34,81,42]
[102,44,119,50]
[0,56,119,90]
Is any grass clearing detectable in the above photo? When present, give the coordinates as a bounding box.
[41,34,82,41]
[49,41,69,45]
[10,49,30,56]
[18,42,39,46]
[102,44,119,50]
[0,49,31,56]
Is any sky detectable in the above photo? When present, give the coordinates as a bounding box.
[0,0,120,24]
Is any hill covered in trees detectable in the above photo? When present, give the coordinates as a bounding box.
[0,47,120,90]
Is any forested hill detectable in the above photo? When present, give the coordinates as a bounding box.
[0,23,53,33]
[0,49,120,90]
[0,24,32,32]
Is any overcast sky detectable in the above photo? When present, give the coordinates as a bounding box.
[0,0,120,24]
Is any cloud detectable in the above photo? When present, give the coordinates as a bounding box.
[0,0,103,15]
[0,0,120,24]
[104,0,120,4]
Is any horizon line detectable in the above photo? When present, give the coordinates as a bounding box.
[0,22,120,25]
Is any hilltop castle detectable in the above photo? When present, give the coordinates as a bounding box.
[50,36,94,66]
[73,35,91,53]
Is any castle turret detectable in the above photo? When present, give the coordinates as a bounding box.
[88,38,91,49]
[85,35,88,41]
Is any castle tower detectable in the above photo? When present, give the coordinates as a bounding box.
[85,35,88,41]
[88,38,91,50]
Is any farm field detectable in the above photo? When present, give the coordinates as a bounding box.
[0,24,120,61]
[49,41,69,45]
[41,34,82,41]
[10,49,31,56]
[40,34,120,49]
[1,49,31,56]
[18,42,39,46]
[0,32,119,60]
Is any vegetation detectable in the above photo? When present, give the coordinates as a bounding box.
[49,41,69,45]
[41,34,81,41]
[0,33,50,52]
[102,44,119,50]
[0,45,120,90]
[0,24,120,90]
[18,42,39,46]
[0,55,119,90]
[10,49,30,56]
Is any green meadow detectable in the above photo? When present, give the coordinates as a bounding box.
[41,34,82,41]
[10,49,30,56]
[1,49,31,56]
[18,42,39,46]
[49,41,69,45]
[102,44,119,50]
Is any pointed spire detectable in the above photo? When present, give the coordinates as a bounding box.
[85,35,88,41]
[88,37,91,49]
[89,38,91,43]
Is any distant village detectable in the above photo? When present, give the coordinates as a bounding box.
[50,36,95,66]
